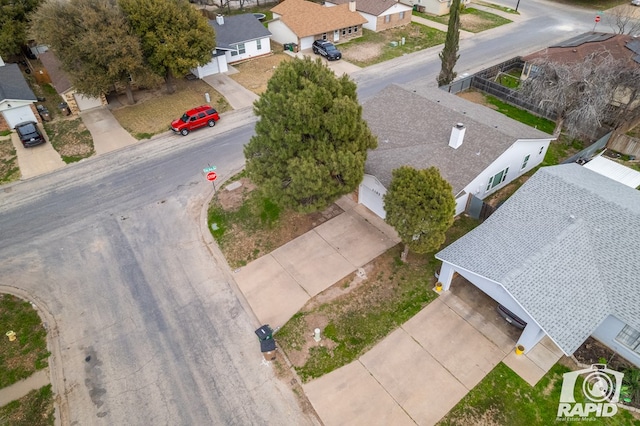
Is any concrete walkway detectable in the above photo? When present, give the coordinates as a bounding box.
[203,68,259,110]
[0,369,50,407]
[81,107,137,155]
[411,15,475,40]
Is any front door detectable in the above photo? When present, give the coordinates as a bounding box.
[334,30,339,42]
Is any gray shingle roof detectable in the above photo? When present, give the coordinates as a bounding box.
[436,164,640,355]
[0,63,37,102]
[327,0,405,16]
[362,85,551,193]
[209,14,271,49]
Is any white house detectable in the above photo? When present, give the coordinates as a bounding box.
[359,84,554,218]
[193,14,272,78]
[0,58,39,130]
[269,0,366,50]
[436,164,640,368]
[324,0,412,32]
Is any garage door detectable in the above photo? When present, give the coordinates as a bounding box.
[2,105,37,129]
[359,174,387,219]
[74,93,103,111]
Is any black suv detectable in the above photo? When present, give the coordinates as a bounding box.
[15,121,46,148]
[312,40,342,61]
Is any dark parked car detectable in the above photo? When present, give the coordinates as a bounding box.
[312,40,342,61]
[497,304,527,329]
[15,121,46,148]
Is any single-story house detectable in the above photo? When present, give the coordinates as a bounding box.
[38,51,106,114]
[521,32,640,80]
[324,0,412,32]
[359,84,554,218]
[399,0,471,16]
[436,164,640,368]
[192,13,272,78]
[0,57,39,130]
[269,0,367,50]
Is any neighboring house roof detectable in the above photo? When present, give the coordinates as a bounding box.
[327,0,410,16]
[522,32,640,66]
[436,164,640,355]
[584,154,640,188]
[38,51,73,94]
[361,84,551,193]
[0,63,37,102]
[209,14,272,50]
[271,0,367,38]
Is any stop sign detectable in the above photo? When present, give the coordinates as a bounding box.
[595,15,600,22]
[206,171,217,181]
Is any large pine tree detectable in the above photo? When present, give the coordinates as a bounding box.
[384,166,455,262]
[244,57,377,212]
[437,0,462,87]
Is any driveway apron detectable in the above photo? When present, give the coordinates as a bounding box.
[11,125,65,179]
[81,107,137,155]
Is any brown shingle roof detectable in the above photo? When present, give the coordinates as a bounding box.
[522,32,638,66]
[38,51,73,94]
[271,0,366,37]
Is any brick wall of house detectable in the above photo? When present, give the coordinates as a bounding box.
[376,12,411,32]
[0,114,9,132]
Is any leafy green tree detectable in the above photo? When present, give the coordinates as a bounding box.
[384,166,455,262]
[0,0,43,57]
[31,0,156,104]
[437,0,461,87]
[119,0,215,93]
[244,57,377,212]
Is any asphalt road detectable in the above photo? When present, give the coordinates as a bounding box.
[0,1,597,424]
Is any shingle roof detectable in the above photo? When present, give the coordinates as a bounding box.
[327,0,410,17]
[209,14,272,49]
[522,32,639,65]
[271,0,366,37]
[0,63,37,102]
[362,84,551,192]
[436,164,640,355]
[38,51,73,94]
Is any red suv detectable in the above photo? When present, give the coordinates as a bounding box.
[171,105,220,136]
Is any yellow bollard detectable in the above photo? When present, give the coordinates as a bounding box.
[6,331,16,342]
[435,282,443,292]
[515,344,525,355]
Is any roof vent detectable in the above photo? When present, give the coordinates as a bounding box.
[216,14,224,25]
[449,123,466,149]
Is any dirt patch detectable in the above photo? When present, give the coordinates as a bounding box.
[460,13,491,32]
[0,137,20,183]
[229,52,292,95]
[44,117,94,161]
[457,90,496,109]
[341,42,384,63]
[573,337,635,372]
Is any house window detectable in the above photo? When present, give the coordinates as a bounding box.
[486,167,509,191]
[257,39,262,50]
[230,43,246,56]
[615,325,640,354]
[521,154,530,170]
[322,33,327,40]
[348,27,352,34]
[385,14,391,23]
[539,146,544,155]
[342,28,346,35]
[353,26,358,33]
[400,11,405,19]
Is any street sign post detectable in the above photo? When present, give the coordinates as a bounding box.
[206,171,217,181]
[203,166,217,173]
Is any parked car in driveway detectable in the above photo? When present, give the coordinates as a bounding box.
[171,105,220,136]
[312,40,342,61]
[15,121,46,148]
[632,0,640,6]
[497,304,527,329]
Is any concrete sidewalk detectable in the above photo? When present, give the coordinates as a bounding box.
[0,369,50,408]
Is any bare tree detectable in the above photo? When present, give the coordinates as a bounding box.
[519,52,632,139]
[605,5,640,35]
[604,66,640,146]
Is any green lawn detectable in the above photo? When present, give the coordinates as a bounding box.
[0,385,55,426]
[0,295,50,388]
[413,8,512,33]
[484,95,556,134]
[438,363,640,425]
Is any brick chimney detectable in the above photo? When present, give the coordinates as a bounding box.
[449,123,466,149]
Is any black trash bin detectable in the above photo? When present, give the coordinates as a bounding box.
[36,105,51,122]
[255,325,276,360]
[58,102,71,116]
[255,324,274,341]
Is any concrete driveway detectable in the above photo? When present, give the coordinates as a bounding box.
[10,123,65,179]
[81,107,137,155]
[233,196,400,328]
[285,50,362,76]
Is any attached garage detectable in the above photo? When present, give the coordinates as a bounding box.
[2,104,37,129]
[358,174,387,219]
[73,93,103,112]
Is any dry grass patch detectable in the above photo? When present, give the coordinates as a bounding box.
[0,136,20,183]
[44,117,94,163]
[229,53,292,95]
[111,79,231,139]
